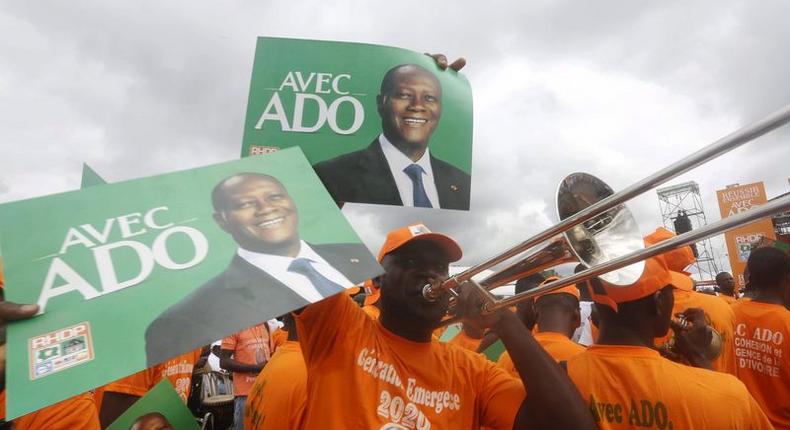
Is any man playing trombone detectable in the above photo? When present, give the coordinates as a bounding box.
[294,223,596,429]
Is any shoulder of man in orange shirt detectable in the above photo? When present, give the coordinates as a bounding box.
[447,328,485,352]
[566,345,773,429]
[730,299,790,428]
[245,340,307,430]
[719,294,738,305]
[1,391,100,430]
[497,331,585,377]
[572,252,772,429]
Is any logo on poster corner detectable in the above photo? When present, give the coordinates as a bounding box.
[28,321,95,380]
[249,145,281,156]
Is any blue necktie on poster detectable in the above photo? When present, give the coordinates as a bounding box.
[288,258,346,297]
[404,164,432,208]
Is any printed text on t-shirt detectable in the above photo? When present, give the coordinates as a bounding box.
[357,348,463,429]
[734,323,783,377]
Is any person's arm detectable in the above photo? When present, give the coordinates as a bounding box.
[99,392,140,428]
[474,330,500,353]
[493,311,596,430]
[294,292,365,365]
[217,349,265,373]
[456,286,595,430]
[670,307,715,369]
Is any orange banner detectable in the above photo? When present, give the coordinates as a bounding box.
[716,182,776,289]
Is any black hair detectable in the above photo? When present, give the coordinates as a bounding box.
[747,247,790,290]
[535,293,579,312]
[515,273,546,295]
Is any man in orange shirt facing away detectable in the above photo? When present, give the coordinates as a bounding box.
[731,247,790,428]
[717,271,739,304]
[566,256,773,429]
[498,281,586,376]
[295,223,596,430]
[219,322,272,430]
[245,314,306,430]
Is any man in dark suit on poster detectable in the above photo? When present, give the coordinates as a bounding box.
[313,64,471,210]
[145,172,379,366]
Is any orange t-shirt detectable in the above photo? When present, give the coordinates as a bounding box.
[296,293,526,429]
[97,348,201,406]
[567,345,773,429]
[655,289,737,374]
[362,304,381,320]
[731,300,790,428]
[0,391,100,430]
[156,348,203,402]
[270,328,289,352]
[244,341,306,430]
[362,304,447,341]
[221,323,271,396]
[448,331,484,352]
[720,295,738,305]
[497,331,586,377]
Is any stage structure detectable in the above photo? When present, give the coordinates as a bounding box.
[656,181,720,280]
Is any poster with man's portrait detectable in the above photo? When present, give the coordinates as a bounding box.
[106,379,198,430]
[242,37,474,211]
[0,148,381,418]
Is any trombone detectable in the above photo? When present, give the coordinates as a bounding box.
[423,103,790,312]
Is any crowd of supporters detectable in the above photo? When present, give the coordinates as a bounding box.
[0,221,787,429]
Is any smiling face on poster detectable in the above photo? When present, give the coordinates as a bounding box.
[242,37,474,211]
[0,147,381,418]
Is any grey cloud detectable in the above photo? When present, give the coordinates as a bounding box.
[1,0,787,278]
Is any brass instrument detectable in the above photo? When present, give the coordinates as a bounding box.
[660,313,724,362]
[422,103,790,314]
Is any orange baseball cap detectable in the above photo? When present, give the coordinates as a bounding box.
[643,227,695,291]
[534,276,581,301]
[377,223,462,263]
[644,227,696,274]
[591,256,673,310]
[668,270,693,291]
[363,279,380,306]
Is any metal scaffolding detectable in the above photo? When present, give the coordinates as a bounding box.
[656,181,720,281]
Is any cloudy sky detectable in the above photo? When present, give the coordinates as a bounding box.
[1,1,788,279]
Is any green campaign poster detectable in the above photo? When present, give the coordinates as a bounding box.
[438,323,461,342]
[80,164,107,188]
[483,340,506,362]
[106,379,199,430]
[242,37,474,210]
[0,147,381,418]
